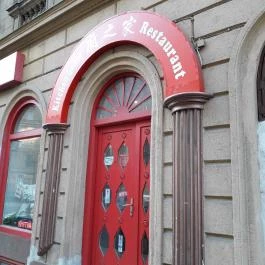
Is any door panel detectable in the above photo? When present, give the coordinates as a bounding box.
[138,125,150,265]
[91,121,150,265]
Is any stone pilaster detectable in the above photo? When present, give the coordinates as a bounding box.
[164,92,211,265]
[37,123,69,256]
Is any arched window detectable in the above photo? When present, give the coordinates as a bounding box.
[257,46,265,121]
[0,98,42,237]
[94,75,152,125]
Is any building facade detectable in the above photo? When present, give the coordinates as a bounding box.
[0,0,265,265]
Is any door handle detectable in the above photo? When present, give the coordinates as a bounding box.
[123,198,134,217]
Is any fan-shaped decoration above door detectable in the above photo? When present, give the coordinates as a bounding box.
[96,76,151,121]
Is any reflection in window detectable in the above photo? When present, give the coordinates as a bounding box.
[99,225,109,256]
[102,183,111,211]
[114,227,126,258]
[116,183,128,213]
[143,138,150,166]
[141,231,149,263]
[118,142,129,169]
[14,105,42,133]
[142,183,150,213]
[104,144,114,170]
[2,103,42,231]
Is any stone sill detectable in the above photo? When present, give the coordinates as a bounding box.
[0,0,114,59]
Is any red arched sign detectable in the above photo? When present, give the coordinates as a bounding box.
[46,11,204,123]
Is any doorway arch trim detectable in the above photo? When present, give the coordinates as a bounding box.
[46,11,204,123]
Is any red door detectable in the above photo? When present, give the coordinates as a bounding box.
[91,120,150,265]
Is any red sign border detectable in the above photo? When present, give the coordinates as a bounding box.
[0,52,24,91]
[46,11,204,123]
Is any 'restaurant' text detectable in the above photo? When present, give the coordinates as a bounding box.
[139,21,186,80]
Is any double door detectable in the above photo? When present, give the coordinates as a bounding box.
[91,120,151,265]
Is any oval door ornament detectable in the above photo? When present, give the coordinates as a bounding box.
[46,11,204,123]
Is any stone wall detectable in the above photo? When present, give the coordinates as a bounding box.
[0,0,15,39]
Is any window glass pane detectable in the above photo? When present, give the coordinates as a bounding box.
[142,183,150,213]
[116,183,128,213]
[130,97,152,113]
[141,231,149,263]
[96,76,151,120]
[124,77,135,105]
[96,108,113,120]
[102,183,111,211]
[127,78,144,107]
[114,227,125,258]
[128,84,150,111]
[118,143,129,169]
[99,97,114,112]
[115,79,124,106]
[2,138,40,230]
[99,225,109,256]
[104,144,114,170]
[105,86,119,107]
[14,105,42,133]
[143,138,150,166]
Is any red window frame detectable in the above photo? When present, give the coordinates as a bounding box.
[0,97,42,238]
[0,256,24,265]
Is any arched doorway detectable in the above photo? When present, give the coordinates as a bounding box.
[38,11,209,265]
[84,74,151,265]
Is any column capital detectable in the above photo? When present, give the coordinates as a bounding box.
[164,92,212,113]
[43,123,69,134]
